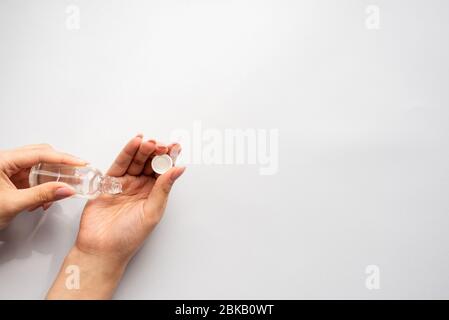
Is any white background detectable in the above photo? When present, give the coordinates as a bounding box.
[1,0,449,299]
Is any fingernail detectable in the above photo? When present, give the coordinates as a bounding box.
[66,153,89,165]
[78,158,89,165]
[171,167,186,182]
[170,150,178,158]
[170,145,182,158]
[136,133,144,138]
[148,139,156,145]
[55,187,75,200]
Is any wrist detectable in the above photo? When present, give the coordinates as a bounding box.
[47,246,128,299]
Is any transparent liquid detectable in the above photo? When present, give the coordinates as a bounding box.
[29,163,122,199]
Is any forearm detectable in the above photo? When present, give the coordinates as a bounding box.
[46,246,127,300]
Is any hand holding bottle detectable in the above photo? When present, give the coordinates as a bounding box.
[0,144,86,230]
[47,135,185,299]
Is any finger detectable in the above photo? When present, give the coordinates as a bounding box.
[143,167,185,225]
[28,202,53,212]
[8,147,87,173]
[127,140,157,176]
[14,182,75,213]
[154,143,168,155]
[43,202,53,211]
[27,204,42,212]
[167,143,182,165]
[28,202,52,213]
[19,143,53,150]
[142,141,166,176]
[107,135,143,177]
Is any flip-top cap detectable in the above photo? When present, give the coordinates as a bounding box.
[151,154,173,174]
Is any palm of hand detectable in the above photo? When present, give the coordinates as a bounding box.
[77,174,158,260]
[73,136,183,262]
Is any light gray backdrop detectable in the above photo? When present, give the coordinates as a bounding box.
[1,0,449,299]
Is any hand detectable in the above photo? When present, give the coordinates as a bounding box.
[77,135,184,262]
[0,144,86,230]
[47,135,185,299]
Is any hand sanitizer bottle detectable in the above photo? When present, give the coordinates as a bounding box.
[29,163,122,199]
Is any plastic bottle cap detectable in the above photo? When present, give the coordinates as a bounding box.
[151,154,173,174]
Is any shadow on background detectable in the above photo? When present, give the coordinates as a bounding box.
[0,203,81,287]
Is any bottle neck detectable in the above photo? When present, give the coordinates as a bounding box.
[98,175,122,195]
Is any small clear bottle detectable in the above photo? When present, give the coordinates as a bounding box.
[29,163,122,199]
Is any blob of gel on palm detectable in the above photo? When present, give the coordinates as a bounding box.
[151,154,173,174]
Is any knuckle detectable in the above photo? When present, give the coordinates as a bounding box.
[144,211,162,228]
[34,189,50,203]
[0,193,12,210]
[132,158,146,166]
[0,150,8,162]
[160,181,173,195]
[115,156,129,168]
[28,143,52,150]
[0,151,13,169]
[162,185,171,195]
[39,143,53,149]
[58,154,69,163]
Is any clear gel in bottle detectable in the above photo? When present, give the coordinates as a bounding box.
[29,163,122,199]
